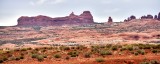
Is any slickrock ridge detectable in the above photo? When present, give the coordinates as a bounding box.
[17,11,94,26]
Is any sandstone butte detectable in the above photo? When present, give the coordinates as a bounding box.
[17,11,94,26]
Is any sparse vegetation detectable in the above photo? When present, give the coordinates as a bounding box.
[95,58,105,62]
[68,51,79,57]
[31,54,38,58]
[54,54,61,58]
[0,44,160,63]
[152,49,158,53]
[37,55,44,62]
[99,50,112,56]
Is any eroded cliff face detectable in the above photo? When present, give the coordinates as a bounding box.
[17,11,94,26]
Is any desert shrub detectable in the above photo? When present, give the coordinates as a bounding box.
[35,48,39,51]
[0,59,3,63]
[43,55,47,58]
[71,47,75,49]
[31,54,38,58]
[100,46,105,48]
[112,46,118,50]
[137,49,145,55]
[68,51,79,57]
[91,46,100,53]
[140,60,160,64]
[21,48,27,51]
[150,60,160,64]
[54,54,61,58]
[152,49,158,53]
[105,44,113,48]
[76,45,85,50]
[6,51,12,53]
[128,46,134,51]
[144,45,151,49]
[84,52,91,58]
[99,50,112,56]
[37,55,44,62]
[140,61,150,64]
[134,52,139,56]
[27,47,32,50]
[65,56,70,60]
[2,56,8,61]
[20,56,24,59]
[120,47,127,51]
[59,46,70,50]
[95,58,105,62]
[15,57,21,61]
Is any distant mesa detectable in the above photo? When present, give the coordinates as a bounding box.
[124,12,160,22]
[17,11,94,26]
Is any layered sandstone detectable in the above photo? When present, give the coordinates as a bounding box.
[17,11,94,26]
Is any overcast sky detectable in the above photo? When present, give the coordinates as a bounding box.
[0,0,160,26]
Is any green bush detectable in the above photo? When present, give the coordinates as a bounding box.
[31,54,38,58]
[68,51,79,57]
[15,57,21,61]
[152,49,158,53]
[21,48,27,51]
[54,54,61,58]
[37,55,44,62]
[95,58,105,62]
[112,46,118,50]
[20,56,24,59]
[99,50,112,56]
[128,46,134,51]
[27,47,32,50]
[134,52,139,56]
[59,46,70,50]
[76,45,85,50]
[137,49,145,55]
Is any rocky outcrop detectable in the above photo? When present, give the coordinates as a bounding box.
[108,17,113,23]
[124,12,160,22]
[154,15,158,20]
[158,12,160,20]
[17,11,94,26]
[124,15,136,22]
[141,15,153,19]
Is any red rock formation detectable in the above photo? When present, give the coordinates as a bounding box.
[154,15,158,20]
[108,16,113,23]
[158,12,160,20]
[17,11,94,26]
[130,15,136,20]
[141,15,153,19]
